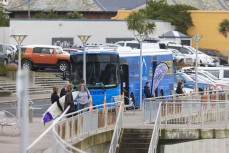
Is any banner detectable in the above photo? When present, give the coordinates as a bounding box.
[151,62,169,95]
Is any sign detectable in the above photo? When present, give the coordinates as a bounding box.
[151,62,169,95]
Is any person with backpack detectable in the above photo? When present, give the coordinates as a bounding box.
[77,84,91,110]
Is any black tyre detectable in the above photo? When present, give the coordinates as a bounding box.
[58,61,69,72]
[22,60,32,70]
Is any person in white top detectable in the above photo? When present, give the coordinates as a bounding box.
[77,84,91,110]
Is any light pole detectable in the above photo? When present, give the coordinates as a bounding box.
[135,34,146,109]
[11,34,28,153]
[11,34,27,121]
[192,35,202,91]
[77,35,91,85]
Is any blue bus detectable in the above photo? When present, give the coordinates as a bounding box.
[68,48,174,107]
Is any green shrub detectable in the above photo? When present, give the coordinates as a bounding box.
[0,63,7,76]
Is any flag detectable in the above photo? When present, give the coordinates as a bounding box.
[151,62,169,95]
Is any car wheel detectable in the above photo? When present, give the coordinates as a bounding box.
[3,59,8,65]
[8,55,12,63]
[22,60,32,70]
[58,61,69,72]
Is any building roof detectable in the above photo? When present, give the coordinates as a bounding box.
[6,0,146,12]
[6,0,102,12]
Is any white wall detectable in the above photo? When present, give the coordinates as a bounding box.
[8,19,175,46]
[0,27,9,44]
[161,138,229,153]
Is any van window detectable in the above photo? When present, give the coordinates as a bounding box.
[181,48,193,55]
[224,70,229,78]
[126,43,140,49]
[206,70,220,78]
[116,43,124,46]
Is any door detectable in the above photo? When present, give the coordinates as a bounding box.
[120,64,129,105]
[39,48,56,64]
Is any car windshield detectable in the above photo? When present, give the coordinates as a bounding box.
[202,71,220,80]
[172,49,183,56]
[56,47,64,54]
[180,73,194,82]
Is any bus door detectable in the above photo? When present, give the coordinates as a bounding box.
[120,64,129,105]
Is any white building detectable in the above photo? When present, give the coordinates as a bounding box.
[5,19,175,46]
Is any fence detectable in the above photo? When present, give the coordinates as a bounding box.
[52,102,123,153]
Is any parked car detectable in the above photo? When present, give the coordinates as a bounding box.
[175,72,213,91]
[21,45,70,72]
[198,66,229,82]
[199,48,228,65]
[172,49,194,65]
[167,44,215,66]
[0,44,10,64]
[181,67,229,88]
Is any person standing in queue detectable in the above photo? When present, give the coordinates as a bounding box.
[77,84,91,110]
[144,82,153,98]
[64,83,75,117]
[51,86,63,112]
[60,81,69,98]
[176,81,184,94]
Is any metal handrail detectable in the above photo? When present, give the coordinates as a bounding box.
[26,106,70,152]
[52,101,122,152]
[108,101,124,153]
[148,102,162,153]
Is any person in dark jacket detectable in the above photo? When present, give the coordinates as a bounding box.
[60,81,69,97]
[51,86,63,112]
[64,83,75,118]
[144,82,152,98]
[176,81,184,94]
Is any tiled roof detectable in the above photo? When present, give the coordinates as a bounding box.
[7,0,102,11]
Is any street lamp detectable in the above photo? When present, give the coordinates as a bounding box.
[135,34,146,109]
[77,35,91,85]
[192,35,202,91]
[11,34,28,153]
[11,34,27,70]
[11,34,27,121]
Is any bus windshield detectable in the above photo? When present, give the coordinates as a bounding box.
[70,53,119,89]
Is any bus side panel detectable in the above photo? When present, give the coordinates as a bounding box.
[89,85,121,106]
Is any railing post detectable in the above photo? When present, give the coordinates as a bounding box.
[165,102,167,129]
[201,104,204,127]
[225,102,228,128]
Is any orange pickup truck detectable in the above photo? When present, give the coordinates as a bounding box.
[21,45,70,72]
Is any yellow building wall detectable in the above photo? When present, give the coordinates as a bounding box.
[112,10,229,56]
[188,10,229,56]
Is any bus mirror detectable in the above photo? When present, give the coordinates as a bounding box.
[63,71,69,80]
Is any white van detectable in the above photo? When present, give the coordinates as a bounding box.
[115,40,164,49]
[198,67,229,81]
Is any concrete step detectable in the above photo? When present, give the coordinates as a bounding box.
[117,128,152,153]
[118,148,148,153]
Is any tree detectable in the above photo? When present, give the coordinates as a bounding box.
[219,19,229,38]
[66,11,83,19]
[126,11,156,36]
[0,4,9,27]
[141,0,196,34]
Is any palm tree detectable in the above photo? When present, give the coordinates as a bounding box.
[126,11,155,36]
[219,19,229,38]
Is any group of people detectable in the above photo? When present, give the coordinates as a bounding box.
[144,81,185,97]
[51,80,91,117]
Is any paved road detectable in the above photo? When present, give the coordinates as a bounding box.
[0,99,51,117]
